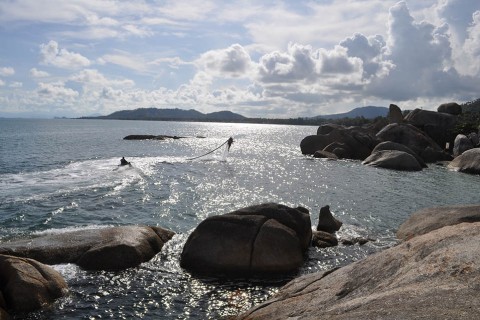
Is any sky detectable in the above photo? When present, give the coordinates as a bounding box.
[0,0,479,118]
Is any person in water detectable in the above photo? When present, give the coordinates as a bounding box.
[120,157,130,166]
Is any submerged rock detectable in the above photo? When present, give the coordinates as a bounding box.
[180,203,312,278]
[237,221,480,319]
[0,226,175,271]
[0,254,68,312]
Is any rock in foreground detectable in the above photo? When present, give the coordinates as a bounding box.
[397,204,480,240]
[0,254,68,312]
[238,222,480,319]
[0,226,175,271]
[180,203,311,278]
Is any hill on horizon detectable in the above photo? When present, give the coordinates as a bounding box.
[81,105,390,122]
[83,108,247,121]
[312,106,388,120]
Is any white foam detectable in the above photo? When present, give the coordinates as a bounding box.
[32,224,114,236]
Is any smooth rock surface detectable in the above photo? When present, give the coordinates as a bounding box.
[453,134,474,157]
[376,123,451,162]
[448,148,480,174]
[180,203,311,277]
[0,254,68,312]
[397,204,480,240]
[238,222,480,320]
[0,226,175,271]
[372,141,426,167]
[363,150,423,171]
[437,102,462,115]
[387,104,403,124]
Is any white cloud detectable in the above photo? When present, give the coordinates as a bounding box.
[70,69,135,87]
[0,67,15,77]
[37,81,79,100]
[365,1,467,100]
[9,81,23,88]
[197,44,253,78]
[459,10,480,76]
[40,40,91,69]
[0,79,5,86]
[99,52,149,73]
[30,68,50,78]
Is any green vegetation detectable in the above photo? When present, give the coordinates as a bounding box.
[454,98,480,136]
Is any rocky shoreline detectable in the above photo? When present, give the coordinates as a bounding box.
[237,204,480,319]
[1,203,479,318]
[302,103,480,173]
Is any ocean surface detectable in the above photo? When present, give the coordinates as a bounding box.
[1,118,479,319]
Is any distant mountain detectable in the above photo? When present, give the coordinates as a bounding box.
[83,108,247,121]
[312,106,388,120]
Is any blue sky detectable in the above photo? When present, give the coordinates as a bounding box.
[0,0,479,118]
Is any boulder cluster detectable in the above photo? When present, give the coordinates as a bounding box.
[238,204,480,319]
[302,102,480,173]
[0,226,174,318]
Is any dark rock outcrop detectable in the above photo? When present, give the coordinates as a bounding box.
[376,123,451,162]
[397,204,480,241]
[0,226,175,271]
[313,150,338,160]
[453,134,474,157]
[387,103,403,124]
[404,108,457,150]
[362,150,423,171]
[312,230,338,248]
[300,125,379,160]
[372,141,427,167]
[180,203,311,277]
[123,135,183,140]
[437,102,462,115]
[238,221,480,319]
[448,148,480,174]
[0,254,68,312]
[316,205,342,233]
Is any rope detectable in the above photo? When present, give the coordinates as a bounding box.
[187,138,233,161]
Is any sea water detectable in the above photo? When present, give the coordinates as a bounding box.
[1,118,479,319]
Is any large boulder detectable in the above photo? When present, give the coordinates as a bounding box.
[0,254,68,312]
[448,147,480,174]
[453,134,474,157]
[180,203,312,277]
[0,226,175,271]
[437,102,462,115]
[237,221,480,319]
[372,141,426,167]
[363,150,423,171]
[397,204,480,241]
[376,123,451,162]
[387,103,403,124]
[316,205,342,233]
[300,125,379,160]
[404,108,457,150]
